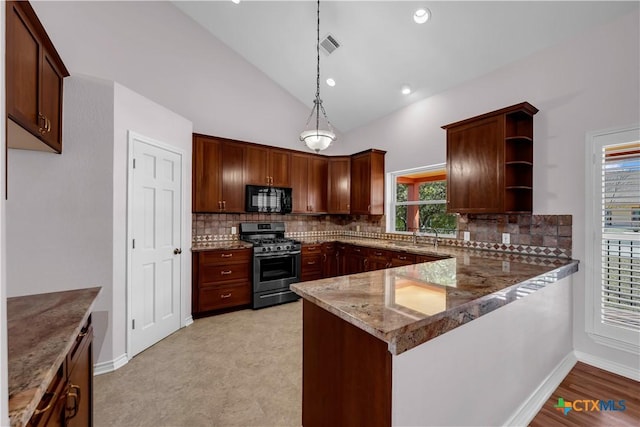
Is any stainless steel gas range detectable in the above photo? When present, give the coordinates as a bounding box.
[239,222,301,309]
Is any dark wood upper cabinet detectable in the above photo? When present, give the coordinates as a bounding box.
[443,102,538,214]
[6,0,69,153]
[192,134,245,213]
[350,149,386,215]
[291,153,328,214]
[328,156,351,214]
[245,145,291,187]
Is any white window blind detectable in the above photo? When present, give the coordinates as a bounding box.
[600,143,640,331]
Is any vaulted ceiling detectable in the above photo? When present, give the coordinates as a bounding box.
[173,1,637,133]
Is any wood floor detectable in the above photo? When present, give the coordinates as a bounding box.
[530,362,640,426]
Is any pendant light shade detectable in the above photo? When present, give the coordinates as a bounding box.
[300,0,336,153]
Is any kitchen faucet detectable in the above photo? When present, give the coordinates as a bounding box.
[424,227,439,250]
[412,228,439,249]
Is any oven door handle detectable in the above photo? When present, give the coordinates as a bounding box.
[254,250,301,258]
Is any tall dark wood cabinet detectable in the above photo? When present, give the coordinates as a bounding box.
[350,149,386,215]
[192,135,245,213]
[6,0,69,153]
[327,156,351,214]
[291,153,328,214]
[443,102,538,214]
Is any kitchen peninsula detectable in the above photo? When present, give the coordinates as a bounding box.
[291,244,578,427]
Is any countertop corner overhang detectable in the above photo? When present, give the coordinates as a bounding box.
[7,286,101,427]
[291,243,578,355]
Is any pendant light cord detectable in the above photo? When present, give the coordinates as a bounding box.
[315,0,321,133]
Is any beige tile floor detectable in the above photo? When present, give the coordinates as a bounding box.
[94,300,302,427]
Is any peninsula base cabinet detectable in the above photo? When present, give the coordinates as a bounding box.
[300,274,574,427]
[29,317,93,427]
[303,300,391,427]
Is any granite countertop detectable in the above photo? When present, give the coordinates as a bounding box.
[291,241,578,355]
[191,240,253,251]
[7,287,101,427]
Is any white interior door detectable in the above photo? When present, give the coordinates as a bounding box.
[129,133,182,357]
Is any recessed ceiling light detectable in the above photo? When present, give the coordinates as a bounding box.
[401,85,411,95]
[231,0,240,4]
[326,78,336,87]
[413,8,431,24]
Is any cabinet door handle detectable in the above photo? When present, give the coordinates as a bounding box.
[222,201,226,210]
[307,261,316,265]
[368,205,371,212]
[66,384,81,420]
[307,246,316,251]
[174,248,182,255]
[38,113,46,134]
[220,270,232,275]
[220,253,233,258]
[218,201,222,210]
[323,253,327,262]
[78,326,89,338]
[374,252,382,256]
[220,293,232,299]
[33,391,58,416]
[46,117,51,133]
[398,256,407,260]
[270,176,274,185]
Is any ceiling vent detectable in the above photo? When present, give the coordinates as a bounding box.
[320,34,340,55]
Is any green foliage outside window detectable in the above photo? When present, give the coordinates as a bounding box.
[394,181,457,234]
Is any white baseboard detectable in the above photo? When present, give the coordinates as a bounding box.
[184,315,193,327]
[503,352,577,427]
[575,350,640,381]
[93,353,128,376]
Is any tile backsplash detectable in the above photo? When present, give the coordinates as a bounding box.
[193,213,572,258]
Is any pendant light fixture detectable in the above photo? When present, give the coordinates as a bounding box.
[300,0,336,153]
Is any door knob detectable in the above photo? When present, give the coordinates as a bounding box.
[174,248,182,255]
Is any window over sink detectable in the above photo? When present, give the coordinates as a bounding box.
[387,163,457,237]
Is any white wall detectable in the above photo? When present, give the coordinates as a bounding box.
[345,9,640,373]
[6,76,193,369]
[29,1,335,155]
[7,76,116,364]
[112,82,193,361]
[392,276,574,426]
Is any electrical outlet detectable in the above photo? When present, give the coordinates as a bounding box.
[231,226,237,235]
[356,225,361,232]
[502,261,510,272]
[502,233,510,245]
[463,231,470,241]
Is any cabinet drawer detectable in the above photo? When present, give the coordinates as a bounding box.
[200,248,251,265]
[199,284,250,312]
[390,252,416,266]
[200,264,250,285]
[29,364,65,427]
[368,249,390,263]
[302,244,322,254]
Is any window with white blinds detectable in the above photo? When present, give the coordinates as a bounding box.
[586,126,640,353]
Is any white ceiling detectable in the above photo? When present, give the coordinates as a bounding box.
[173,1,638,133]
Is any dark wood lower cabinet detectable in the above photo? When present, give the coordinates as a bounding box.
[302,300,391,427]
[30,317,93,427]
[321,242,337,278]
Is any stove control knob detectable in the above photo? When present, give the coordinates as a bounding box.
[285,245,290,250]
[276,246,282,251]
[262,247,267,252]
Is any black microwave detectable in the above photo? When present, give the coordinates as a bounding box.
[245,185,293,213]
